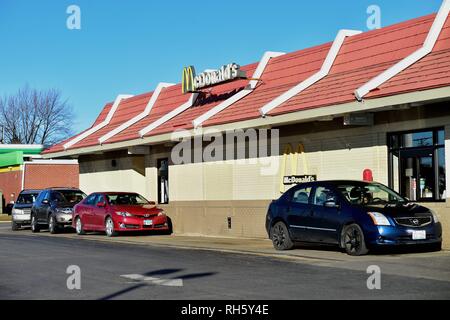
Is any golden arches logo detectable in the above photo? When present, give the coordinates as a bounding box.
[182,66,196,94]
[279,143,309,193]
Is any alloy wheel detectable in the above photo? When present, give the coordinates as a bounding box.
[105,218,114,237]
[272,224,286,248]
[344,226,362,255]
[76,218,82,235]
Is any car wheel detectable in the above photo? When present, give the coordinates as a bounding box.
[31,215,40,233]
[342,224,369,256]
[49,214,59,234]
[11,221,19,231]
[270,222,294,251]
[105,217,118,237]
[75,217,85,235]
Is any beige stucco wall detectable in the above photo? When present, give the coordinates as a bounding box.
[80,169,149,199]
[76,106,450,248]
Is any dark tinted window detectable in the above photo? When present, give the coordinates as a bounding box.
[52,190,86,204]
[106,193,149,205]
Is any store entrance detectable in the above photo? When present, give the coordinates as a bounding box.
[399,148,435,201]
[157,158,169,204]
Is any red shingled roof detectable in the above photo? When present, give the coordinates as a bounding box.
[42,102,114,154]
[44,12,450,154]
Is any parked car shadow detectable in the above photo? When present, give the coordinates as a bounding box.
[99,268,216,300]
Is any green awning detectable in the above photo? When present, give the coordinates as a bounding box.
[0,151,24,167]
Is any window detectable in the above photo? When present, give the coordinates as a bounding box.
[313,187,336,206]
[105,193,149,205]
[17,193,38,204]
[388,128,445,202]
[292,187,312,204]
[85,194,97,206]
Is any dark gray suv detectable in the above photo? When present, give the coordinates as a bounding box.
[31,188,86,234]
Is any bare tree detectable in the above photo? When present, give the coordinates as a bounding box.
[0,86,75,146]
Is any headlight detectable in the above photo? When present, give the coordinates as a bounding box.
[12,208,24,215]
[431,210,439,223]
[157,210,165,217]
[115,211,133,217]
[368,212,391,226]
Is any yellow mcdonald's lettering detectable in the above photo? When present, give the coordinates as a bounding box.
[182,66,196,94]
[279,143,308,193]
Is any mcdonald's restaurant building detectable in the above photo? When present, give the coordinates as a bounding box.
[43,10,450,248]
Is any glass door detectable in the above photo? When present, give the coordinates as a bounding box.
[157,158,169,204]
[399,148,435,201]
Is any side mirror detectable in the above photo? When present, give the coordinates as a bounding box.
[324,200,339,208]
[97,202,106,208]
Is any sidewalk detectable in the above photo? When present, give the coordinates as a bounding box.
[0,215,11,222]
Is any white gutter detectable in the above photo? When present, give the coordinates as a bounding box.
[355,0,450,101]
[63,94,133,150]
[0,144,44,150]
[259,29,362,116]
[139,93,198,137]
[192,51,285,128]
[99,82,175,144]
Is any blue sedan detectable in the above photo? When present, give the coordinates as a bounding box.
[266,180,442,256]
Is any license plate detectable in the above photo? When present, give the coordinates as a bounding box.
[143,220,153,226]
[412,230,426,240]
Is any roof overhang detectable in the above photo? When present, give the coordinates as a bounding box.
[41,85,450,159]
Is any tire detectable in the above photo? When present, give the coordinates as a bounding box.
[48,214,59,234]
[31,214,40,233]
[11,221,20,231]
[105,217,118,237]
[342,224,369,256]
[75,217,85,235]
[270,221,294,251]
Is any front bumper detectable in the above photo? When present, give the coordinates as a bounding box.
[12,214,31,224]
[55,213,73,225]
[114,215,169,232]
[366,222,442,247]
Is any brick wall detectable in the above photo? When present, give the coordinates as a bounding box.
[0,169,23,207]
[24,164,79,190]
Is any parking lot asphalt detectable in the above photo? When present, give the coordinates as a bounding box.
[0,223,450,299]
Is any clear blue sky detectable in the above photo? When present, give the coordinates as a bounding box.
[0,0,442,132]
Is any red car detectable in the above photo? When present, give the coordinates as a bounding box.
[72,192,170,237]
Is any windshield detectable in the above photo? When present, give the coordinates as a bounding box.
[53,191,86,204]
[17,193,39,204]
[105,193,150,206]
[336,183,407,206]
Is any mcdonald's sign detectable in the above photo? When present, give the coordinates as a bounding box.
[279,143,316,193]
[182,66,196,94]
[181,63,246,94]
